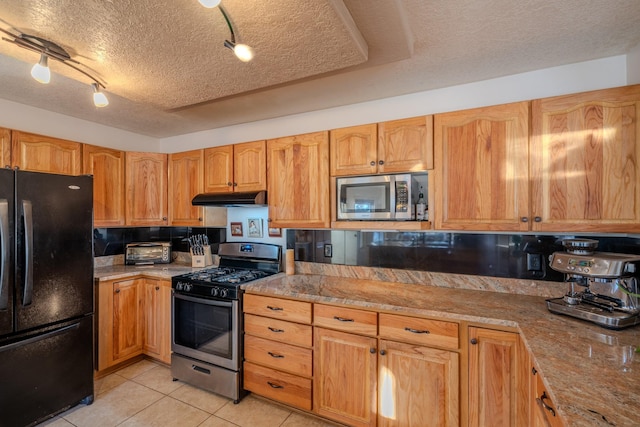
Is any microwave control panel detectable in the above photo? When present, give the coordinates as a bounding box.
[395,181,409,212]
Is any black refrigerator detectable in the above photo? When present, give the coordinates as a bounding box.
[0,169,94,427]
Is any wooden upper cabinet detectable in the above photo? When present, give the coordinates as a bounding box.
[531,85,640,232]
[267,131,330,228]
[330,124,378,176]
[169,149,204,226]
[204,140,266,193]
[83,144,126,227]
[125,151,168,226]
[378,116,434,173]
[434,102,530,231]
[0,128,10,168]
[11,131,82,175]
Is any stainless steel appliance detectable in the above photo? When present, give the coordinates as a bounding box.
[0,169,94,426]
[125,241,172,265]
[171,242,281,403]
[547,238,640,329]
[337,173,412,220]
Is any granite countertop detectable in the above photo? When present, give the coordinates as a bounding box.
[94,263,204,281]
[243,273,640,427]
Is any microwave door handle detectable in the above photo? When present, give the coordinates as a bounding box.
[390,180,397,218]
[0,199,8,310]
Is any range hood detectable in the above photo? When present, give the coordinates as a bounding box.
[192,191,267,207]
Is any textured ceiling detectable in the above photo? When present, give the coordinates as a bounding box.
[0,0,639,138]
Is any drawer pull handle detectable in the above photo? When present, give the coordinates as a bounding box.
[537,392,556,417]
[268,352,284,358]
[267,306,283,311]
[333,316,354,322]
[404,327,430,334]
[267,381,283,389]
[268,327,285,333]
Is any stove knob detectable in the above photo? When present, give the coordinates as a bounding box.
[176,283,184,291]
[184,284,193,292]
[211,287,220,297]
[219,288,229,298]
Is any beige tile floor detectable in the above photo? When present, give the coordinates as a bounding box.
[39,360,340,427]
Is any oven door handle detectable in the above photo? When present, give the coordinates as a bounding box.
[172,291,234,307]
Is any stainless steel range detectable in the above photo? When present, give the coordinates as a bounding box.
[547,239,640,329]
[171,242,281,403]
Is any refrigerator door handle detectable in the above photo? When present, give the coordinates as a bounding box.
[22,200,33,306]
[0,322,80,354]
[0,199,8,310]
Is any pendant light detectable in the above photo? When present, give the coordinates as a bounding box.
[197,1,254,62]
[30,54,51,84]
[198,0,221,8]
[92,83,109,107]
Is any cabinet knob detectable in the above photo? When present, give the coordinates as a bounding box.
[227,182,233,186]
[370,161,376,166]
[378,160,384,165]
[370,347,376,354]
[534,216,542,222]
[380,349,387,355]
[532,367,538,376]
[115,289,120,294]
[155,286,160,291]
[233,182,238,187]
[198,217,203,221]
[521,217,529,222]
[162,217,167,221]
[470,338,478,345]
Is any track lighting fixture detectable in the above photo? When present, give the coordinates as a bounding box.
[198,1,254,62]
[0,28,109,107]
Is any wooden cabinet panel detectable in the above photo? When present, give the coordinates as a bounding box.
[244,294,312,324]
[267,131,330,228]
[468,327,524,427]
[169,149,204,226]
[0,127,10,168]
[434,102,530,231]
[314,327,377,427]
[244,313,312,347]
[330,124,378,176]
[378,339,459,427]
[234,140,267,192]
[378,313,459,350]
[244,335,312,376]
[125,151,168,225]
[143,279,171,364]
[314,304,377,336]
[83,144,125,226]
[244,362,312,411]
[204,145,234,193]
[532,366,564,427]
[531,85,640,232]
[378,116,434,173]
[112,279,143,362]
[11,131,82,175]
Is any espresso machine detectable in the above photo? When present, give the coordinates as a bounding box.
[547,239,640,329]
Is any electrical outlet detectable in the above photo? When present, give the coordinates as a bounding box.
[324,244,332,257]
[527,253,542,271]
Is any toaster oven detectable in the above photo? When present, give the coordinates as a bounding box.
[125,242,172,265]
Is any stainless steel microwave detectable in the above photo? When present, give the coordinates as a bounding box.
[337,174,412,220]
[125,242,172,265]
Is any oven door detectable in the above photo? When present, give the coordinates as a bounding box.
[171,292,240,371]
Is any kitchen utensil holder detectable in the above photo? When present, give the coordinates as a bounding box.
[191,245,213,267]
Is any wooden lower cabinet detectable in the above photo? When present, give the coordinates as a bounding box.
[468,327,528,427]
[97,276,171,372]
[531,366,564,427]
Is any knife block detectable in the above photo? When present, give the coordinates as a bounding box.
[191,245,213,267]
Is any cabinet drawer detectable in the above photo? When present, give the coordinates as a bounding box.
[244,361,312,411]
[244,294,312,324]
[244,314,312,347]
[314,304,377,336]
[244,335,312,377]
[379,313,459,350]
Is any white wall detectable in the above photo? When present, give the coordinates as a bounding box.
[627,44,640,85]
[159,55,628,153]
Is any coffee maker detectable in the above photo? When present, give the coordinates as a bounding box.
[547,239,640,329]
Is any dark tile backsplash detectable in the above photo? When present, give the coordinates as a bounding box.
[94,227,226,256]
[287,230,640,283]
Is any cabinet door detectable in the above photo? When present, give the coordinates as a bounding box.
[314,327,377,427]
[267,131,330,228]
[125,151,168,225]
[11,131,82,175]
[378,340,459,427]
[112,279,143,363]
[330,124,378,176]
[234,140,267,192]
[169,149,204,226]
[83,144,126,226]
[531,85,640,232]
[378,116,434,173]
[143,279,171,364]
[434,102,530,231]
[204,145,234,193]
[1,127,10,168]
[468,327,523,427]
